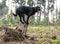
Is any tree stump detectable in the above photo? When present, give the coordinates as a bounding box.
[2,24,28,42]
[15,24,28,35]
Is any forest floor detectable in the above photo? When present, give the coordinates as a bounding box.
[0,24,60,44]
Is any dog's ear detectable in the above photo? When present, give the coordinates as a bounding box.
[13,13,17,16]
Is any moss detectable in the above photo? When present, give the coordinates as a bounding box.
[38,38,52,44]
[52,40,59,44]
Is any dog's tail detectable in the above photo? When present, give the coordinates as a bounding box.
[13,13,17,16]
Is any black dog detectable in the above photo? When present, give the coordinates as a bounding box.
[13,6,41,25]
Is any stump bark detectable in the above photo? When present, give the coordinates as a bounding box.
[15,24,28,35]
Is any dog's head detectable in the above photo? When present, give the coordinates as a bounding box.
[34,6,41,12]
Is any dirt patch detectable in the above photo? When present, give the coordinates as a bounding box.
[0,25,60,44]
[0,24,38,44]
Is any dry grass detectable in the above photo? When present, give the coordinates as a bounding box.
[0,25,60,44]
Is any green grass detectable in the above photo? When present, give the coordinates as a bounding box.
[28,25,60,31]
[27,25,60,44]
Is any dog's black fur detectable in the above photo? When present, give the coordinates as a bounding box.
[13,6,41,25]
